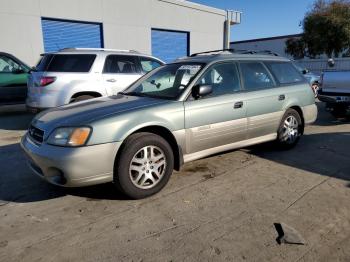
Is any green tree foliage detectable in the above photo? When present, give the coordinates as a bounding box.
[285,0,350,59]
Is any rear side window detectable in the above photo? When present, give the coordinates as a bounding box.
[239,62,275,91]
[103,55,139,74]
[140,57,162,73]
[36,54,96,72]
[266,62,304,84]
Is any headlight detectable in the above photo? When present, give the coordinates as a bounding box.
[47,127,91,147]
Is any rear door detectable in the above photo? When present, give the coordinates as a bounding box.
[238,61,282,139]
[102,55,143,95]
[0,54,29,104]
[184,62,247,154]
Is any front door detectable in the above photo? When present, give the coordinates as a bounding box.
[0,54,28,104]
[102,55,143,96]
[184,62,247,154]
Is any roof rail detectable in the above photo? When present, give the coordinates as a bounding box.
[58,48,140,53]
[190,49,280,57]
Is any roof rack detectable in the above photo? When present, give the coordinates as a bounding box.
[58,48,140,53]
[190,49,280,57]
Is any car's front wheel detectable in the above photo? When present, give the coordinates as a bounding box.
[114,132,174,199]
[276,109,303,149]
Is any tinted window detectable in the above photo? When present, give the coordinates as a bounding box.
[240,62,274,90]
[140,57,162,73]
[36,54,96,72]
[196,62,241,97]
[104,55,139,74]
[0,55,22,73]
[266,62,304,84]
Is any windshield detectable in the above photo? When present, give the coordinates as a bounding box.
[122,63,203,100]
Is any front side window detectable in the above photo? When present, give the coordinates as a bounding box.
[266,62,304,84]
[195,62,241,97]
[240,62,275,91]
[140,57,162,73]
[104,55,138,74]
[0,55,21,73]
[122,63,203,100]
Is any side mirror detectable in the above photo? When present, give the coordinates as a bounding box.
[192,84,213,99]
[13,67,25,74]
[302,69,309,74]
[328,59,335,68]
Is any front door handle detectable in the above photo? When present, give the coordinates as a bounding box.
[106,79,117,83]
[234,101,243,109]
[278,94,285,101]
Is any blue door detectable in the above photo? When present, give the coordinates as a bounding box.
[151,29,189,63]
[41,18,103,52]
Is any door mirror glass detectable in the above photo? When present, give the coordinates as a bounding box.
[328,58,335,68]
[192,84,213,99]
[302,69,309,74]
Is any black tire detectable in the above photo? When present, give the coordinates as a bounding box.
[330,105,348,118]
[71,95,95,103]
[114,132,174,199]
[276,109,303,149]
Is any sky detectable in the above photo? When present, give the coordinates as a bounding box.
[189,0,316,42]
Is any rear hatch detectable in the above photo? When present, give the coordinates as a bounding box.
[28,53,97,95]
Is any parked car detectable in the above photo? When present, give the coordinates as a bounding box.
[295,65,320,97]
[26,48,164,112]
[21,49,317,199]
[318,59,350,118]
[0,52,31,105]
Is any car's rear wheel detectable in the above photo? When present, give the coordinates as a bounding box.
[276,109,303,149]
[330,105,348,118]
[114,132,174,199]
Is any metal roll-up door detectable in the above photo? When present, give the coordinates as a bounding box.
[151,29,189,63]
[41,18,103,52]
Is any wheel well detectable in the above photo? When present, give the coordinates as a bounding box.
[290,106,305,134]
[115,126,183,172]
[70,92,102,101]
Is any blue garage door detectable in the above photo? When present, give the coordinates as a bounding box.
[152,29,189,63]
[41,18,103,52]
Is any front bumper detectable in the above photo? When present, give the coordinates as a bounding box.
[21,134,122,187]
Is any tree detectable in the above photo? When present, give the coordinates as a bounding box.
[285,0,350,59]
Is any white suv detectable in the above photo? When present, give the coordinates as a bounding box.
[26,48,164,112]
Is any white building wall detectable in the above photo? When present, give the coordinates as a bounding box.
[0,0,226,65]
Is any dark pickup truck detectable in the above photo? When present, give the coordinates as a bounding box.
[0,52,30,105]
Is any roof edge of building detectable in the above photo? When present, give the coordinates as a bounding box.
[231,33,303,44]
[158,0,227,16]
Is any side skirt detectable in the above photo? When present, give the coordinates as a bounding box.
[183,133,277,163]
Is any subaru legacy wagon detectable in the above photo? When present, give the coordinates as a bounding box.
[21,49,317,199]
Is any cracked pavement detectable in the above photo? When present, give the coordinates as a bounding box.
[0,103,349,262]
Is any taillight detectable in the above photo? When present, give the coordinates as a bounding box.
[40,76,56,86]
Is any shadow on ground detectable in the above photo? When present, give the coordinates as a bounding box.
[0,143,128,203]
[247,132,350,183]
[0,112,34,131]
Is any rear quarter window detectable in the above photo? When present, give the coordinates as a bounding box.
[265,62,305,85]
[36,54,96,72]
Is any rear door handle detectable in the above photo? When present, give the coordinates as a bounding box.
[106,79,117,83]
[278,94,285,101]
[234,101,243,109]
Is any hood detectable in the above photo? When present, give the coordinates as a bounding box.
[32,94,168,130]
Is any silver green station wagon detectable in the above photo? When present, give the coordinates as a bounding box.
[21,49,317,199]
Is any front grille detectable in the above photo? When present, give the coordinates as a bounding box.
[28,125,44,144]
